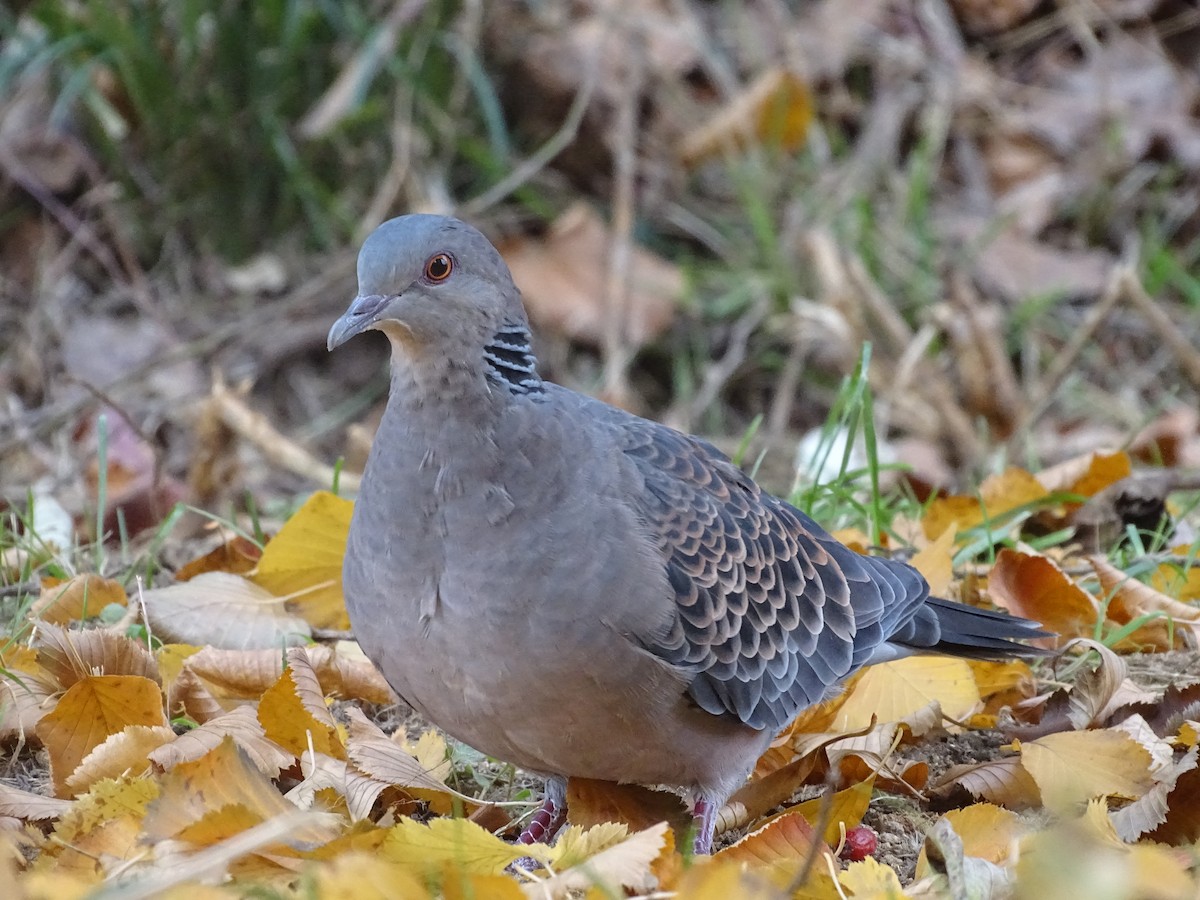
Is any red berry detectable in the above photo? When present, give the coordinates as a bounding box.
[840,825,878,861]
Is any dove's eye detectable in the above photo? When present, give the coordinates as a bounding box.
[424,253,454,282]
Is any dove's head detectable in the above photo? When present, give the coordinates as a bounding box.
[327,214,525,353]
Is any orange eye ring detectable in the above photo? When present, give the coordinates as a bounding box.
[424,253,453,282]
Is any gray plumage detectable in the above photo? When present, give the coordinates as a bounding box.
[328,214,1047,852]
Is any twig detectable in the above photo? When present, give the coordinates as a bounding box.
[602,11,645,404]
[458,61,599,218]
[1008,262,1129,452]
[209,377,361,493]
[1122,268,1200,389]
[0,253,356,458]
[667,294,770,432]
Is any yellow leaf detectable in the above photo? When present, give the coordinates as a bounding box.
[840,856,908,898]
[527,822,668,897]
[550,822,631,869]
[923,467,1048,539]
[308,851,431,900]
[968,659,1034,699]
[914,803,1021,879]
[680,67,814,166]
[1018,729,1154,815]
[381,816,550,877]
[834,657,980,731]
[253,490,353,628]
[714,812,833,884]
[784,776,874,847]
[910,524,956,596]
[36,674,166,797]
[54,774,160,844]
[258,655,344,759]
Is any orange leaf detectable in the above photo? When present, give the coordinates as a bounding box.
[714,811,833,883]
[923,467,1048,539]
[36,674,166,797]
[987,548,1100,647]
[31,574,127,624]
[176,535,263,581]
[566,778,692,836]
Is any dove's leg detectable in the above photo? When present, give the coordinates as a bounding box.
[691,792,718,855]
[517,776,567,844]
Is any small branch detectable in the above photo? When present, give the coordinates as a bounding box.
[210,377,361,493]
[459,60,599,218]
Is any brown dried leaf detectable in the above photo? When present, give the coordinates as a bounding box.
[1110,746,1198,841]
[499,203,682,349]
[344,708,456,797]
[1091,555,1200,648]
[142,571,312,650]
[35,623,160,689]
[64,723,176,795]
[148,706,294,777]
[722,755,818,835]
[987,548,1100,648]
[0,664,57,741]
[30,574,127,625]
[175,536,262,581]
[566,778,691,837]
[0,783,71,822]
[932,755,1041,809]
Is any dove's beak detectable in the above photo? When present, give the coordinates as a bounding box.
[327,293,390,350]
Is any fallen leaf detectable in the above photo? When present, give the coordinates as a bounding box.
[521,821,667,898]
[1091,555,1200,647]
[498,203,682,349]
[64,723,176,795]
[381,816,551,877]
[923,467,1048,540]
[932,755,1041,810]
[30,574,126,624]
[909,524,957,596]
[833,657,980,731]
[839,855,908,898]
[565,778,691,836]
[1018,729,1154,815]
[253,490,353,629]
[257,648,344,759]
[35,623,160,689]
[148,705,293,777]
[175,536,263,581]
[142,571,312,650]
[36,674,167,797]
[782,776,874,847]
[914,803,1021,879]
[714,812,834,884]
[679,67,814,166]
[987,548,1100,648]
